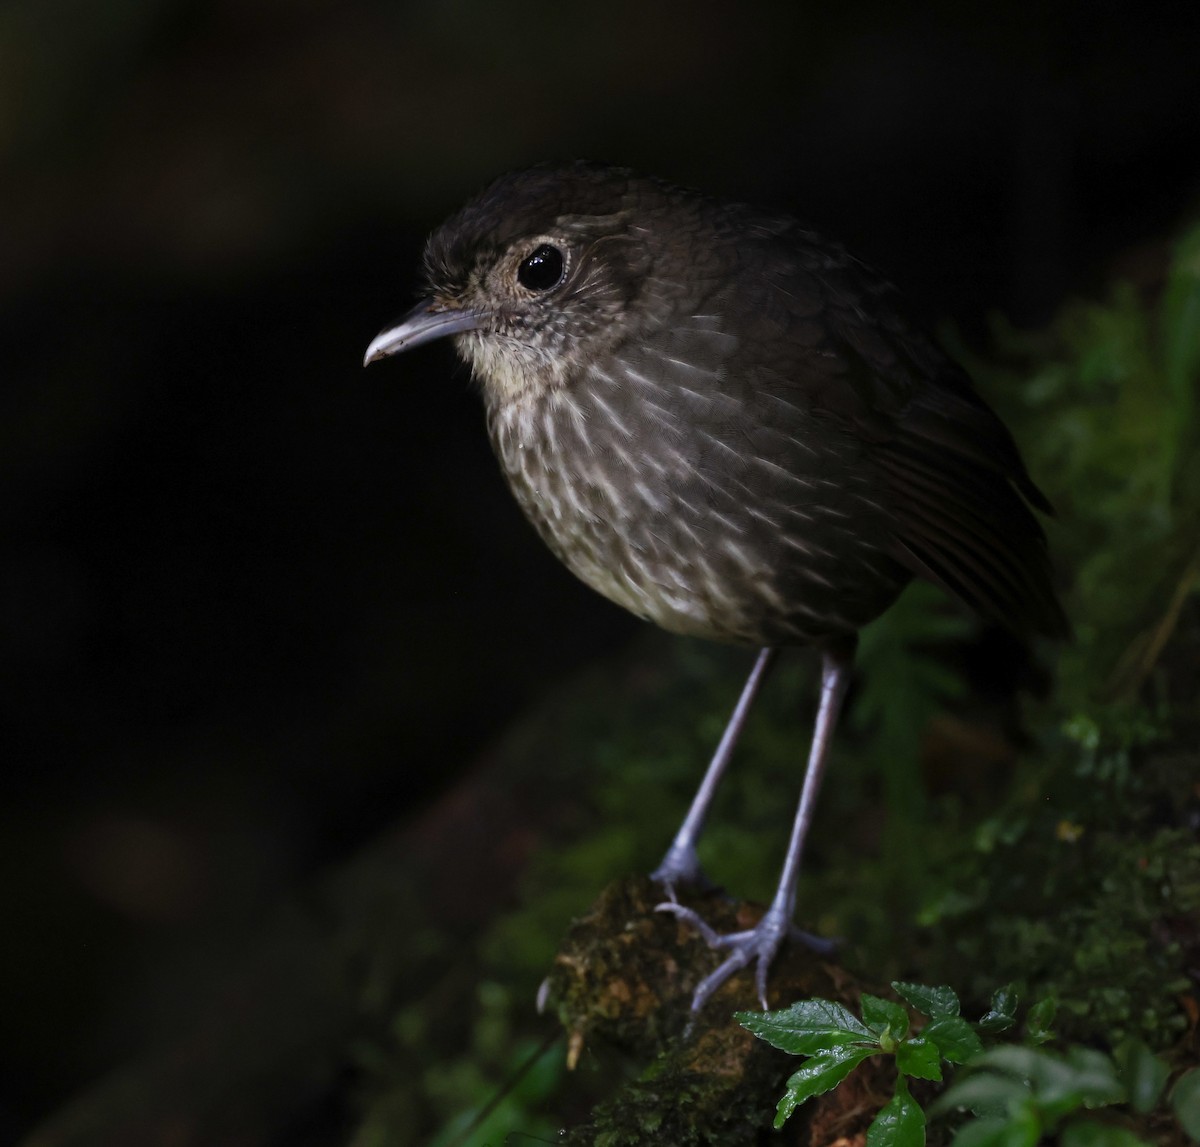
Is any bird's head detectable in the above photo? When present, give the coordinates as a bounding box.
[363,162,697,404]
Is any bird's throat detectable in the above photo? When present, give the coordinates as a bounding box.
[457,331,568,407]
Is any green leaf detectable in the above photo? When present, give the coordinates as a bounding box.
[1113,1039,1169,1114]
[738,999,874,1055]
[893,982,960,1019]
[867,1076,926,1147]
[773,1046,876,1128]
[924,1016,985,1064]
[1001,1105,1043,1147]
[1170,1068,1200,1141]
[950,1115,1030,1147]
[1059,1118,1151,1147]
[932,1073,1032,1119]
[1025,998,1057,1045]
[1061,1048,1125,1109]
[897,1036,943,1081]
[971,1045,1049,1081]
[947,1046,1123,1126]
[977,985,1019,1034]
[862,993,912,1039]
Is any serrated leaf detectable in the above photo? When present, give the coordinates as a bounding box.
[862,993,911,1038]
[925,1016,985,1064]
[977,1013,1017,1035]
[739,999,874,1055]
[1170,1068,1200,1141]
[978,985,1019,1033]
[992,985,1018,1015]
[867,1077,926,1147]
[893,981,960,1019]
[773,1046,875,1128]
[897,1036,943,1081]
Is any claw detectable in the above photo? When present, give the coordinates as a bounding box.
[657,899,824,1012]
[654,900,725,947]
[788,923,841,958]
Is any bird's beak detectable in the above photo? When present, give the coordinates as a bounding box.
[363,299,484,366]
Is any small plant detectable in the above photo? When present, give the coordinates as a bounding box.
[737,981,998,1143]
[738,984,1196,1147]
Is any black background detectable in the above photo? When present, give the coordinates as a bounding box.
[3,0,1199,1136]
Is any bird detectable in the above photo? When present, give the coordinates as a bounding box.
[364,161,1067,1013]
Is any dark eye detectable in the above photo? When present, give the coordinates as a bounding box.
[517,244,565,291]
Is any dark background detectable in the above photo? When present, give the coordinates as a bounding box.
[3,0,1199,1137]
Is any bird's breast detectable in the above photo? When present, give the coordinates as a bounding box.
[484,345,908,645]
[488,378,734,639]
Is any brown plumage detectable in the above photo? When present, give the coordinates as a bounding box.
[365,161,1066,1011]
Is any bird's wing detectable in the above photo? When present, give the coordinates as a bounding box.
[748,232,1068,639]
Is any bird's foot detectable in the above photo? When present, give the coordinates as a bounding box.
[656,900,839,1012]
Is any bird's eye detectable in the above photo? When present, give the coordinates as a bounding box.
[517,244,565,291]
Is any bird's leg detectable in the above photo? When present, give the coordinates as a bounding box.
[658,638,855,1012]
[651,647,778,895]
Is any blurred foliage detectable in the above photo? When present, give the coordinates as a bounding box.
[342,221,1200,1144]
[895,219,1200,1047]
[981,226,1200,701]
